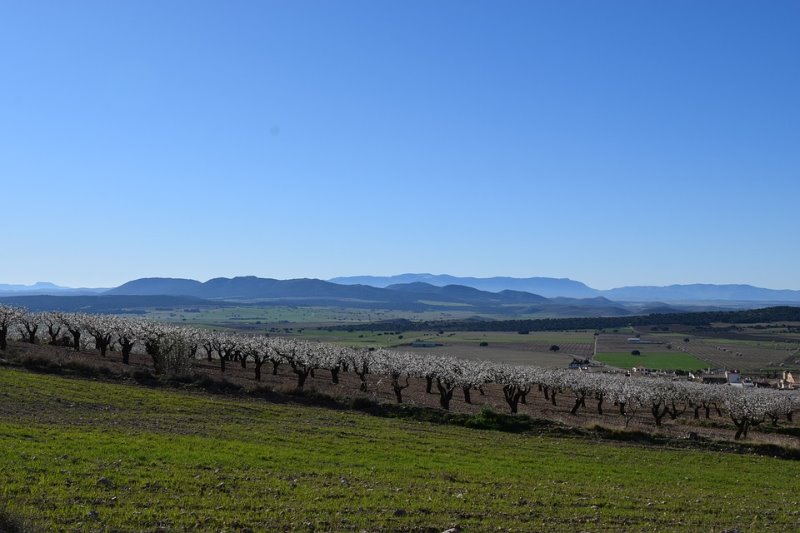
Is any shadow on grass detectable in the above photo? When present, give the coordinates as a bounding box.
[0,501,38,533]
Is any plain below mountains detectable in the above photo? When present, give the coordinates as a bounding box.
[2,274,798,317]
[100,276,633,317]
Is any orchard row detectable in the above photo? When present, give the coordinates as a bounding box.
[1,306,797,440]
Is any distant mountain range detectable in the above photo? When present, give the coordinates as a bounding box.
[1,275,798,319]
[100,276,633,317]
[0,282,106,297]
[330,274,597,298]
[331,274,800,303]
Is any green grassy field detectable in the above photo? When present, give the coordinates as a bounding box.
[594,351,708,371]
[1,367,799,531]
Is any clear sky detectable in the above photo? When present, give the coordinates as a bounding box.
[1,1,798,289]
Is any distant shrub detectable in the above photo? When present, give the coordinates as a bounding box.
[0,501,36,533]
[479,341,489,347]
[631,350,641,356]
[62,360,117,378]
[132,369,159,386]
[464,407,531,433]
[351,396,378,410]
[21,356,62,374]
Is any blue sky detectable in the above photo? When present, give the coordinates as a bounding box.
[1,1,798,289]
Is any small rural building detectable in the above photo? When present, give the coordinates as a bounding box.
[701,370,755,387]
[568,358,591,370]
[702,374,730,385]
[627,338,642,344]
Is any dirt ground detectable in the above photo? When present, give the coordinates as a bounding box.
[1,340,798,449]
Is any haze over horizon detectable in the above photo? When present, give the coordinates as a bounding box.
[2,1,798,290]
[3,273,800,294]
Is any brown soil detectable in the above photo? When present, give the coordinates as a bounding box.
[1,340,798,449]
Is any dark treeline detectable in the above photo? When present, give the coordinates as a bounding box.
[330,306,800,333]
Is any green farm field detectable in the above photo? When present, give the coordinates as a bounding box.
[594,351,708,371]
[1,366,799,531]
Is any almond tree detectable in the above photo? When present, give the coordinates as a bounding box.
[688,382,726,419]
[724,387,768,440]
[114,317,140,365]
[457,359,493,404]
[245,337,269,382]
[494,364,532,414]
[322,346,350,384]
[562,370,593,415]
[427,356,471,410]
[266,340,284,376]
[374,350,421,404]
[211,333,238,373]
[16,310,39,344]
[763,390,796,427]
[605,375,644,428]
[84,315,115,356]
[273,338,317,389]
[0,305,22,350]
[41,312,64,345]
[140,322,194,375]
[347,349,372,392]
[59,313,86,352]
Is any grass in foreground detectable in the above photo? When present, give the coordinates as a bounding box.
[1,367,799,531]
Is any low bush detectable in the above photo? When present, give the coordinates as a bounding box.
[0,502,37,533]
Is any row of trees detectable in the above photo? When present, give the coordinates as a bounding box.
[1,305,798,439]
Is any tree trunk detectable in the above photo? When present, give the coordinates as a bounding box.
[24,325,38,344]
[47,325,61,345]
[69,329,81,352]
[503,385,521,414]
[436,379,453,410]
[570,396,583,415]
[120,339,134,365]
[651,403,667,426]
[462,386,472,404]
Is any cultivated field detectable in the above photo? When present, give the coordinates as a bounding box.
[144,305,508,328]
[2,366,800,531]
[295,329,596,367]
[596,328,800,374]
